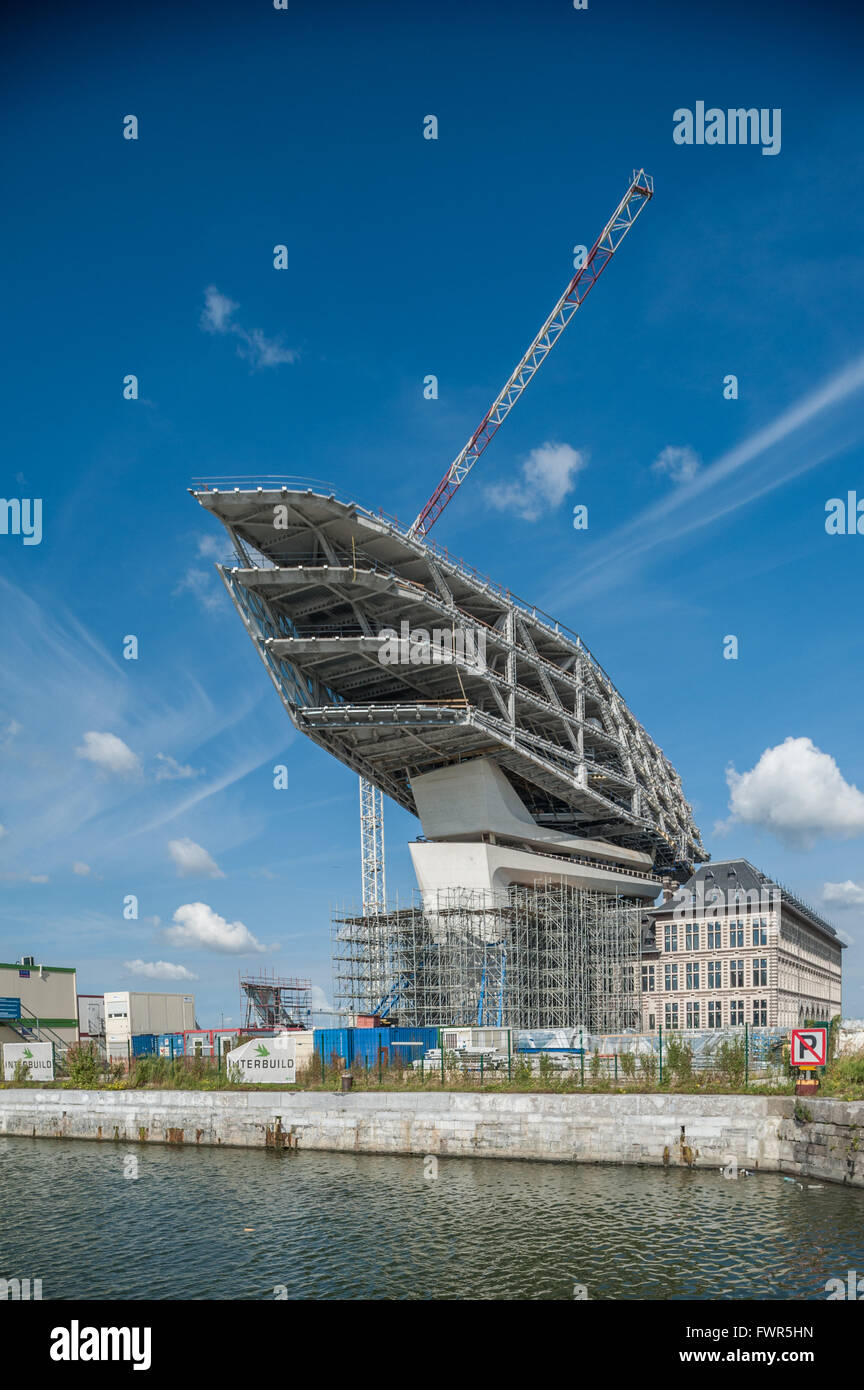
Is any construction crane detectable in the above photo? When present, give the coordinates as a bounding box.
[409,168,654,539]
[359,168,653,921]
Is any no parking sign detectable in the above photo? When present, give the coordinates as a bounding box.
[790,1027,828,1067]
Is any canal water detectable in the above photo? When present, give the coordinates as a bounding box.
[2,1136,862,1300]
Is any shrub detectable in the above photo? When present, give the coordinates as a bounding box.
[716,1036,747,1088]
[665,1035,693,1085]
[62,1043,104,1088]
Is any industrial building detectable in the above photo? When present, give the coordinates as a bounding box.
[0,955,79,1048]
[644,860,844,1032]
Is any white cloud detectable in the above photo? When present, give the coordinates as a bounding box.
[72,861,91,876]
[155,753,203,782]
[165,901,266,954]
[124,959,199,981]
[76,731,141,778]
[201,285,239,333]
[719,736,864,850]
[168,837,224,879]
[651,445,701,485]
[485,442,587,521]
[0,824,6,839]
[199,284,297,370]
[0,871,49,883]
[823,880,864,908]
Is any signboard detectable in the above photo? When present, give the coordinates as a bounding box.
[3,1041,54,1081]
[791,1027,828,1067]
[226,1035,298,1084]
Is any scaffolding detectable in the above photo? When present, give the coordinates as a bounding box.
[240,971,312,1031]
[332,884,642,1032]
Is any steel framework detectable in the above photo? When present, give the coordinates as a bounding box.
[240,971,312,1031]
[359,776,386,913]
[332,884,642,1032]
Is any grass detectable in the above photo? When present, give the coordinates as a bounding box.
[3,1038,863,1101]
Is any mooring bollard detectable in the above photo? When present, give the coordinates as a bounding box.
[341,1070,353,1093]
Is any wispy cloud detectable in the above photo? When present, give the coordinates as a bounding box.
[200,284,297,370]
[545,352,864,603]
[124,959,199,981]
[651,445,701,485]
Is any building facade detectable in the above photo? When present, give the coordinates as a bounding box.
[0,955,79,1047]
[642,860,843,1033]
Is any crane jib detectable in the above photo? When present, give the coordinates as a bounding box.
[408,170,654,540]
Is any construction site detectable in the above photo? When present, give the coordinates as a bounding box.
[193,168,704,1038]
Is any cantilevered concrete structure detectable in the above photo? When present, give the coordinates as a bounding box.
[193,486,705,895]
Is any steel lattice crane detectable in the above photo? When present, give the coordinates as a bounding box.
[409,169,654,538]
[359,168,654,915]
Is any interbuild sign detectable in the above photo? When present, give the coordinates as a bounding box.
[226,1034,299,1084]
[3,1041,54,1081]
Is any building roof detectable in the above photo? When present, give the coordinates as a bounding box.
[651,858,842,945]
[192,486,705,872]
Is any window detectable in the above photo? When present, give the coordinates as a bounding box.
[686,1002,700,1028]
[753,957,768,987]
[685,962,700,990]
[665,1002,679,1030]
[664,964,678,992]
[648,1013,656,1029]
[708,1000,723,1028]
[753,999,767,1026]
[753,918,768,946]
[707,920,722,949]
[685,922,700,951]
[707,960,722,990]
[729,920,745,948]
[641,964,655,993]
[729,960,745,988]
[729,1000,744,1026]
[664,924,678,953]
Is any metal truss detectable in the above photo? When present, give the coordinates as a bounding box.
[409,170,654,538]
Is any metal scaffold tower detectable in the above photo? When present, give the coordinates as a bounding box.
[331,884,642,1032]
[240,971,312,1031]
[359,776,386,913]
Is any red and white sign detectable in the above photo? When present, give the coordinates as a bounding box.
[791,1027,828,1067]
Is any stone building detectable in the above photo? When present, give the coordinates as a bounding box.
[641,859,843,1032]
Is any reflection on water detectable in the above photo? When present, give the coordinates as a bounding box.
[1,1136,862,1300]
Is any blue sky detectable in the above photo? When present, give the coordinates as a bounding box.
[2,0,863,1023]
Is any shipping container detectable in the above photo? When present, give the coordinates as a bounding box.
[314,1027,353,1067]
[312,1026,439,1070]
[131,1033,157,1057]
[157,1032,185,1057]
